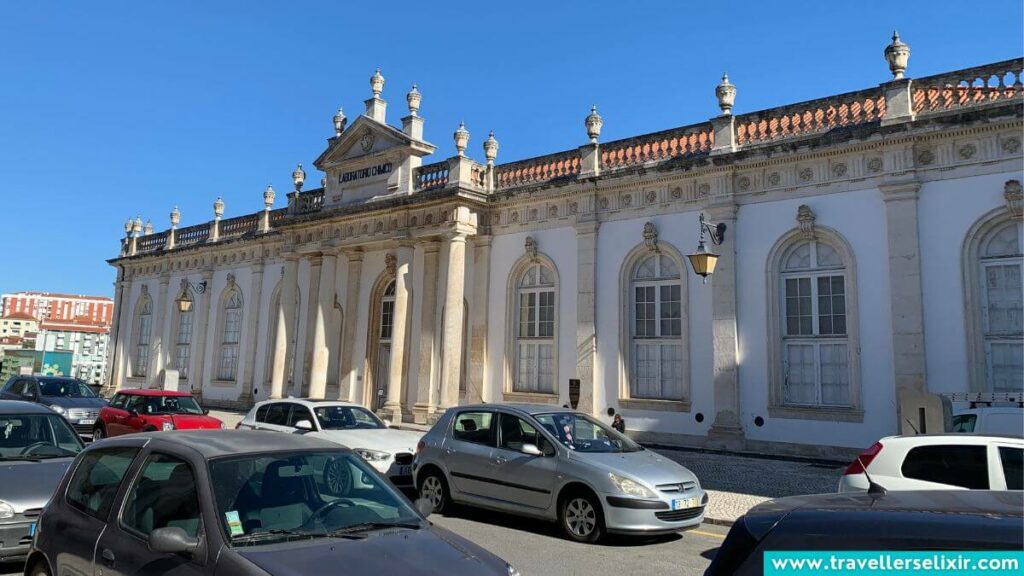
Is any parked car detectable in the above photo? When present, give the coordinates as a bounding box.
[951,405,1024,436]
[238,399,421,488]
[93,389,223,439]
[838,433,1023,492]
[0,400,85,562]
[704,489,1024,575]
[0,376,107,437]
[23,430,517,576]
[414,403,707,543]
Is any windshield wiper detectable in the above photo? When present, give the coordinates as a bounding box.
[329,521,422,535]
[232,528,366,545]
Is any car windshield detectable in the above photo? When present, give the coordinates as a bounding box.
[38,379,97,398]
[209,450,422,546]
[0,413,84,459]
[534,412,642,453]
[314,405,385,430]
[137,395,204,415]
[950,414,977,432]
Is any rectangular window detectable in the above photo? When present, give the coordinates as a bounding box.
[782,273,850,407]
[218,344,239,381]
[634,286,655,337]
[516,288,555,394]
[900,445,989,489]
[660,285,681,337]
[66,448,138,520]
[380,300,395,340]
[452,411,494,446]
[134,314,152,377]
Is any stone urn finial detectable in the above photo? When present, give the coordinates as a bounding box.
[370,68,385,98]
[454,121,470,157]
[585,105,603,144]
[263,185,276,210]
[292,163,306,192]
[170,206,180,228]
[333,107,347,136]
[133,216,143,235]
[143,219,153,236]
[884,31,911,80]
[124,217,134,236]
[213,197,224,219]
[406,84,421,116]
[483,131,499,165]
[320,176,327,188]
[716,73,737,115]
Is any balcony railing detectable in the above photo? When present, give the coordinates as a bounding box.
[734,87,885,146]
[416,161,450,190]
[600,123,714,170]
[495,150,581,189]
[292,189,325,215]
[912,58,1023,115]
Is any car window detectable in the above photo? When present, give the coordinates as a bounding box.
[452,411,494,446]
[264,403,289,426]
[901,445,989,489]
[13,380,36,398]
[138,395,204,415]
[66,447,139,520]
[498,413,547,453]
[38,379,97,398]
[122,453,202,538]
[0,413,83,459]
[255,405,270,423]
[286,405,315,428]
[124,395,146,413]
[999,447,1023,490]
[950,414,977,432]
[534,412,642,453]
[314,406,385,430]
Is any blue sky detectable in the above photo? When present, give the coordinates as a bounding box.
[1,1,1021,297]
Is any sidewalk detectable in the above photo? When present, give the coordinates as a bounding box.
[209,410,843,526]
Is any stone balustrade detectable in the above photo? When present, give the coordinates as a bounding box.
[292,189,325,214]
[495,150,581,189]
[912,58,1023,115]
[175,223,211,246]
[415,161,450,190]
[600,124,715,170]
[136,232,168,252]
[735,87,886,146]
[220,213,260,236]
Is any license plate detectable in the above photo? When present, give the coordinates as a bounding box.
[29,522,36,537]
[672,497,700,510]
[79,419,95,426]
[397,465,412,476]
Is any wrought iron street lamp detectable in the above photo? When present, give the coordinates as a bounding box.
[175,280,207,313]
[686,212,727,283]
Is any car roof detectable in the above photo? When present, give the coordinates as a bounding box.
[28,376,87,384]
[115,388,194,397]
[0,399,58,415]
[879,433,1024,444]
[253,398,361,408]
[94,430,346,459]
[755,489,1022,517]
[454,402,577,416]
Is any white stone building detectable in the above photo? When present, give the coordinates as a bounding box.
[105,38,1023,457]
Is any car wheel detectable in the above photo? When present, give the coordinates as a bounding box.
[418,470,450,514]
[324,457,352,496]
[93,426,105,440]
[559,491,604,543]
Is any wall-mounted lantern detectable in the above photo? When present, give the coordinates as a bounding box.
[175,280,208,313]
[686,212,727,283]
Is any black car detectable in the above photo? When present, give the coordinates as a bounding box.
[0,376,107,436]
[24,430,517,576]
[705,490,1024,575]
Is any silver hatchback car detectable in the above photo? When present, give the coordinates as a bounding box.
[414,403,707,542]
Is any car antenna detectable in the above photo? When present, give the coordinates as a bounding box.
[857,456,887,496]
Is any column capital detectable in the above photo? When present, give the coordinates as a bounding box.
[879,180,921,202]
[574,220,600,235]
[420,240,442,254]
[341,247,364,262]
[442,230,469,243]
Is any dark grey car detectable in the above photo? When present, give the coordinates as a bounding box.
[25,430,518,576]
[0,376,107,437]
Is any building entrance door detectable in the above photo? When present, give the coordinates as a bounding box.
[375,343,390,410]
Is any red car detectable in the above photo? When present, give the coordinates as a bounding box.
[93,388,223,439]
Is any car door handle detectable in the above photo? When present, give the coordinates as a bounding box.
[444,447,456,455]
[101,548,116,568]
[491,456,507,465]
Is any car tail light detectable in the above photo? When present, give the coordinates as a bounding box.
[844,441,883,475]
[416,440,425,454]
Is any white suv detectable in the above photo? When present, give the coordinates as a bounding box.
[838,434,1023,492]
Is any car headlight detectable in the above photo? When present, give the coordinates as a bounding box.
[49,405,67,415]
[353,448,390,462]
[608,473,656,498]
[161,422,175,431]
[0,500,14,520]
[507,563,521,576]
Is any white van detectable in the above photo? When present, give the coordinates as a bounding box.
[951,406,1023,436]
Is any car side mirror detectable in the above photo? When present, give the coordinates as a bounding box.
[383,419,393,428]
[202,408,210,415]
[415,498,433,519]
[520,443,543,457]
[149,527,199,555]
[295,419,313,431]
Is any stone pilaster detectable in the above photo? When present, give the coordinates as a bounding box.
[383,243,414,422]
[270,256,298,399]
[574,221,599,414]
[107,269,130,393]
[239,261,264,406]
[149,272,171,388]
[189,268,215,399]
[467,236,492,404]
[301,254,323,395]
[439,233,468,411]
[706,202,745,450]
[412,242,440,423]
[880,180,929,433]
[309,252,336,399]
[338,250,363,401]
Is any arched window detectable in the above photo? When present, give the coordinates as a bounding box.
[630,253,684,400]
[217,288,244,381]
[173,289,193,380]
[976,219,1023,392]
[514,262,557,393]
[779,238,850,407]
[132,294,153,377]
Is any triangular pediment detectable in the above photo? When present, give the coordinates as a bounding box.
[314,115,435,171]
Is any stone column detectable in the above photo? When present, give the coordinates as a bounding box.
[412,242,440,423]
[309,252,336,399]
[148,272,171,388]
[383,243,414,421]
[301,255,322,395]
[108,269,130,392]
[270,256,299,399]
[466,236,492,403]
[574,222,599,414]
[189,268,215,399]
[706,202,745,450]
[239,260,264,406]
[880,180,929,433]
[338,250,363,402]
[439,233,467,410]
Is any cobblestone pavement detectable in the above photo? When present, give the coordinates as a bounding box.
[652,447,845,524]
